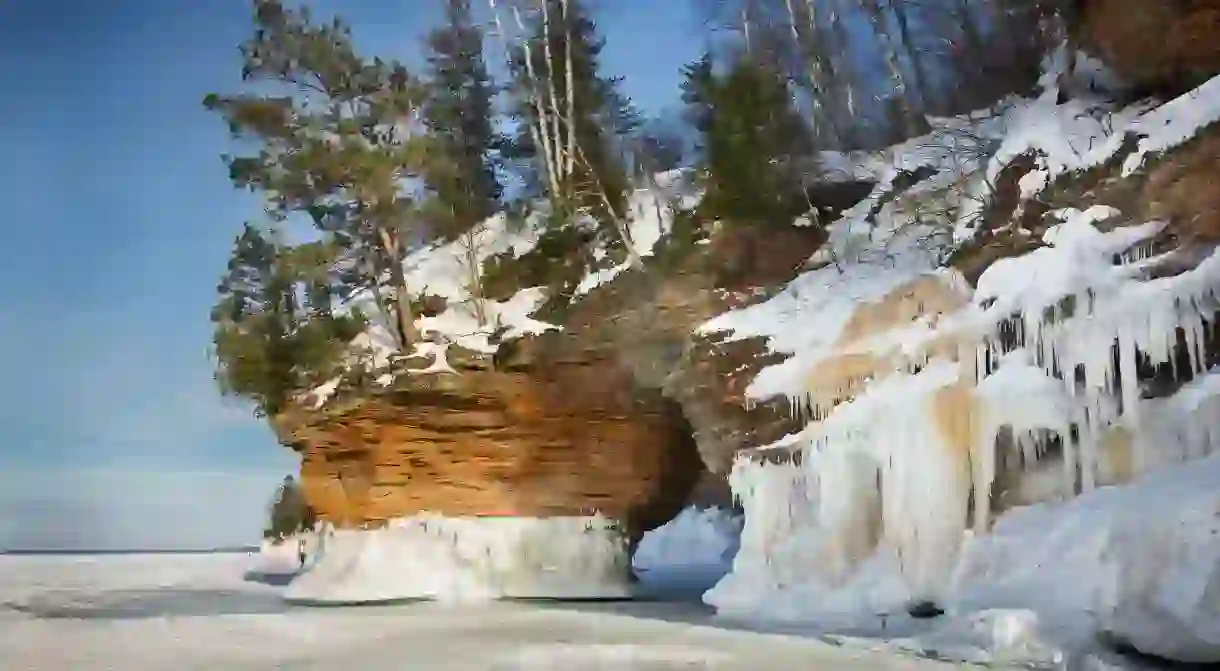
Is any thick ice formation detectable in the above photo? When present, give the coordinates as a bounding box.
[945,453,1220,663]
[711,209,1220,619]
[284,515,632,604]
[632,506,742,589]
[700,57,1220,662]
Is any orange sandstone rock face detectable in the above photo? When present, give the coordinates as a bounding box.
[277,342,703,541]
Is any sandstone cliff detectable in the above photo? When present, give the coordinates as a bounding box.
[277,338,703,542]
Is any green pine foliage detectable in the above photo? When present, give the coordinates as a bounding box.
[211,224,363,418]
[203,0,861,423]
[204,0,435,352]
[420,0,504,240]
[682,52,814,226]
[264,475,317,540]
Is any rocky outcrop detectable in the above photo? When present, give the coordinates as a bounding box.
[1077,0,1220,94]
[555,223,830,478]
[275,163,867,535]
[277,341,703,542]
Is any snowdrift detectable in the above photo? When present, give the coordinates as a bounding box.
[251,535,310,577]
[308,170,691,406]
[947,453,1220,663]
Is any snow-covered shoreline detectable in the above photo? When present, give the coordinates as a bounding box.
[284,515,633,604]
[0,548,976,670]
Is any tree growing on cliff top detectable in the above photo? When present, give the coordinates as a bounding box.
[211,224,363,417]
[492,0,642,258]
[420,0,505,240]
[682,51,812,226]
[204,0,437,353]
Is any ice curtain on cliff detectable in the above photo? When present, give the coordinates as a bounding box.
[700,59,1220,663]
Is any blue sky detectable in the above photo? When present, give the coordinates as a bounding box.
[0,0,701,550]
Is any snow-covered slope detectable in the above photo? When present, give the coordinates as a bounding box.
[698,48,1220,664]
[306,170,696,408]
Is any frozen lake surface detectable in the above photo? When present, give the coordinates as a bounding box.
[0,551,979,670]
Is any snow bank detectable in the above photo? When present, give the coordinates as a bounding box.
[285,515,632,604]
[879,609,1067,667]
[311,169,698,400]
[573,173,694,297]
[399,211,561,357]
[309,210,558,400]
[946,453,1220,663]
[714,455,1220,665]
[252,536,308,576]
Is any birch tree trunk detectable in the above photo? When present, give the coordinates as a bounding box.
[540,0,569,197]
[490,0,563,201]
[785,0,840,146]
[487,0,556,199]
[889,0,934,114]
[561,0,576,178]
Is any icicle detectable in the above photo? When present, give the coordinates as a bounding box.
[1075,402,1097,492]
[1117,323,1140,429]
[1060,420,1077,496]
[1018,430,1037,468]
[971,413,997,534]
[1183,306,1205,376]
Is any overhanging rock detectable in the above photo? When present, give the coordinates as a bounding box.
[274,336,705,600]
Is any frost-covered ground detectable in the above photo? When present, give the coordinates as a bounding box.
[0,550,981,670]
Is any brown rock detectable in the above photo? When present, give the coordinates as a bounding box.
[1078,0,1220,94]
[278,339,703,542]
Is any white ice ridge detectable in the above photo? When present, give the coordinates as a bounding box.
[285,514,633,604]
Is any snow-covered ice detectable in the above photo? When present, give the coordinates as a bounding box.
[0,551,984,670]
[285,515,634,604]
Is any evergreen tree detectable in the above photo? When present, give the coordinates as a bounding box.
[265,475,317,540]
[211,224,363,418]
[204,0,434,352]
[679,53,716,155]
[683,53,812,225]
[503,0,639,223]
[421,0,503,239]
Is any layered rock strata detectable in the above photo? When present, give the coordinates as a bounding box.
[277,341,703,544]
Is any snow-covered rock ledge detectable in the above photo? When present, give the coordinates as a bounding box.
[284,515,633,604]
